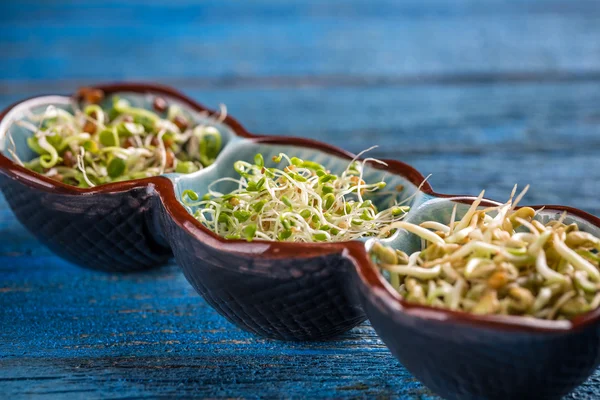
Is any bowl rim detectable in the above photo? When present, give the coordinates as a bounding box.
[347,196,600,334]
[2,82,600,333]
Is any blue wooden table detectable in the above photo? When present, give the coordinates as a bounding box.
[2,1,600,398]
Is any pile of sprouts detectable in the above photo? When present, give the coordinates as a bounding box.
[370,186,600,320]
[8,88,223,187]
[182,150,413,242]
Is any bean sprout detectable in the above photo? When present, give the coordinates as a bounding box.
[370,186,600,320]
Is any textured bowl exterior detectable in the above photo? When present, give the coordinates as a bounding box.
[0,173,172,272]
[161,209,365,340]
[356,275,600,400]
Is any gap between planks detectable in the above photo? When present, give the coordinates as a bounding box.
[2,70,600,96]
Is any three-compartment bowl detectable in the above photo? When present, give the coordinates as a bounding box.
[2,83,600,400]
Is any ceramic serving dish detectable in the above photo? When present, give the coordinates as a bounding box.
[0,84,239,272]
[2,83,600,399]
[0,83,424,341]
[348,197,600,399]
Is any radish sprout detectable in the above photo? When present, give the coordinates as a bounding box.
[182,152,413,242]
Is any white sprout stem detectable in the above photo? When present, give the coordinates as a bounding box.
[553,234,600,282]
[448,278,465,310]
[6,131,24,166]
[420,221,451,233]
[379,221,445,245]
[214,104,228,123]
[37,135,59,168]
[448,203,458,233]
[532,287,553,313]
[535,246,567,283]
[528,231,551,255]
[464,258,493,278]
[516,217,541,236]
[157,128,167,175]
[76,147,95,187]
[510,184,530,211]
[453,190,485,232]
[15,120,40,133]
[548,291,576,320]
[382,264,442,280]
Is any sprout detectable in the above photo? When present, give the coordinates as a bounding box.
[380,221,444,245]
[14,91,224,187]
[182,151,414,242]
[6,131,23,166]
[369,186,600,321]
[76,147,95,187]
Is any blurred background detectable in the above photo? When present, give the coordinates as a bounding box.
[2,0,600,212]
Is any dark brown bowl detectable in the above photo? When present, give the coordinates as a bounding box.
[3,84,600,397]
[0,83,246,272]
[155,134,428,340]
[347,196,600,400]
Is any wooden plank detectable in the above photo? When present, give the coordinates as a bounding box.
[0,356,434,399]
[1,1,600,84]
[3,81,600,155]
[179,82,600,154]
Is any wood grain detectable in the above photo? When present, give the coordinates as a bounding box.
[1,1,600,84]
[2,0,600,398]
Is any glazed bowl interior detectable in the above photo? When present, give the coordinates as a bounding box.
[174,138,424,242]
[0,92,237,180]
[369,195,600,299]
